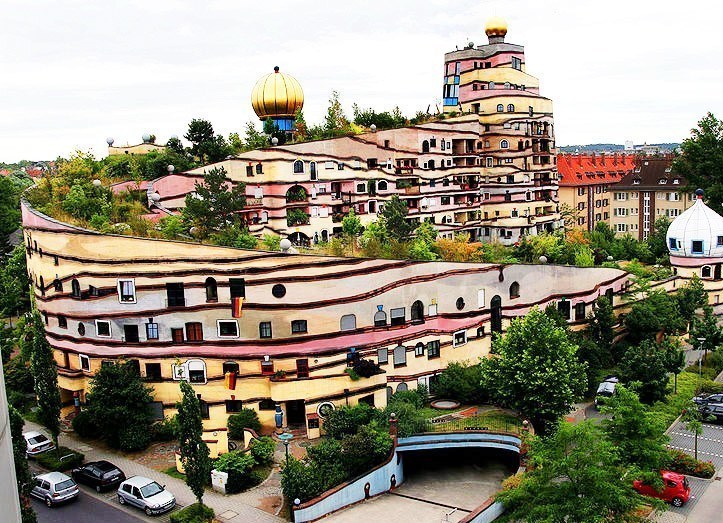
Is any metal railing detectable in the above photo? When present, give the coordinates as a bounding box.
[411,415,522,435]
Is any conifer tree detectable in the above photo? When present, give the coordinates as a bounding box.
[177,381,212,506]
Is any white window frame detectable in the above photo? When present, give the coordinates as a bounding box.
[217,319,240,338]
[117,278,136,304]
[453,329,467,348]
[79,354,90,372]
[95,320,112,338]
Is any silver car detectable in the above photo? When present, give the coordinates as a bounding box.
[31,472,79,507]
[118,476,175,516]
[23,430,55,458]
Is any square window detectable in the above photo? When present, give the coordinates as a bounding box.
[95,320,111,338]
[225,400,243,413]
[259,399,276,410]
[146,322,159,340]
[58,315,67,328]
[145,363,162,381]
[117,279,136,303]
[669,238,677,250]
[390,307,405,326]
[79,354,90,371]
[166,282,185,307]
[217,320,239,338]
[377,348,388,364]
[453,330,467,347]
[291,320,307,334]
[691,240,704,254]
[259,321,272,339]
[229,278,245,298]
[717,236,723,247]
[261,360,274,375]
[427,340,440,359]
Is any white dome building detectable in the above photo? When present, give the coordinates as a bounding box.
[667,189,723,280]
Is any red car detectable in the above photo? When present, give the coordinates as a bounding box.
[633,471,691,507]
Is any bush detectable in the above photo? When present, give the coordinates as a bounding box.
[227,409,261,439]
[4,356,34,393]
[352,358,382,378]
[281,457,333,504]
[339,424,392,477]
[697,380,723,394]
[36,446,84,472]
[119,424,152,451]
[214,450,260,493]
[151,416,178,442]
[389,385,427,409]
[665,449,715,478]
[72,411,101,439]
[431,361,487,404]
[249,436,275,464]
[169,503,215,523]
[323,403,376,439]
[7,390,34,412]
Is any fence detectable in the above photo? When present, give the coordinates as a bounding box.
[411,415,522,435]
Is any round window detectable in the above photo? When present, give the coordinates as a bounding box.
[317,401,335,418]
[456,297,465,310]
[78,323,86,336]
[272,284,286,298]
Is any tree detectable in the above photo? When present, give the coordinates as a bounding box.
[184,119,231,163]
[690,304,723,356]
[323,91,351,138]
[85,360,154,450]
[673,112,723,213]
[177,381,212,506]
[496,421,648,523]
[647,216,671,261]
[0,244,31,320]
[480,308,587,434]
[663,337,687,393]
[431,361,487,404]
[619,340,670,404]
[242,122,269,151]
[624,290,684,344]
[681,400,705,461]
[379,195,413,242]
[0,176,21,255]
[600,385,669,469]
[9,406,37,523]
[586,295,616,359]
[28,310,61,453]
[182,166,246,237]
[676,275,707,328]
[341,209,362,238]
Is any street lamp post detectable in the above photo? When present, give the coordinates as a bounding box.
[697,337,707,379]
[278,432,294,467]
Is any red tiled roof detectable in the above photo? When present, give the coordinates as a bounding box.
[557,153,637,187]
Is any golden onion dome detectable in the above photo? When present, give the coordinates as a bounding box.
[485,16,508,37]
[251,66,304,119]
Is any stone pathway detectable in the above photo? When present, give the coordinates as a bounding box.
[23,419,283,522]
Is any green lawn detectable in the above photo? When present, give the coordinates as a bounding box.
[417,405,466,420]
[649,371,704,427]
[162,465,186,480]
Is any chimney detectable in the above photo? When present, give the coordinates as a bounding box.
[591,152,596,165]
[600,152,606,165]
[613,152,618,165]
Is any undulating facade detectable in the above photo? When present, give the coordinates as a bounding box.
[23,201,629,440]
[148,19,560,246]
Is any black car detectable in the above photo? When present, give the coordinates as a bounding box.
[698,404,723,425]
[71,461,126,492]
[693,393,723,406]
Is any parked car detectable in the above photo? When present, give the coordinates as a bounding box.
[698,403,723,424]
[117,476,175,516]
[633,470,691,507]
[23,430,55,458]
[693,393,723,406]
[30,472,80,507]
[594,376,619,408]
[72,460,126,492]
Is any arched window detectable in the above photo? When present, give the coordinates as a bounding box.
[491,295,502,333]
[410,301,424,323]
[71,279,81,298]
[377,180,388,191]
[374,309,387,327]
[507,104,515,112]
[504,82,510,90]
[496,104,504,112]
[340,314,357,331]
[396,382,408,393]
[702,265,712,278]
[422,140,430,153]
[509,281,520,299]
[415,342,425,356]
[205,277,218,302]
[489,82,496,89]
[310,161,317,180]
[54,278,63,292]
[428,159,435,170]
[293,160,304,174]
[526,191,532,201]
[500,140,509,149]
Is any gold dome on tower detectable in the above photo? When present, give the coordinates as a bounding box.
[485,16,508,37]
[251,66,304,119]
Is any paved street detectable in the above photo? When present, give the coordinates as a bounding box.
[667,421,723,470]
[32,494,144,523]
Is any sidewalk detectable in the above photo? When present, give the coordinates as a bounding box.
[23,419,283,522]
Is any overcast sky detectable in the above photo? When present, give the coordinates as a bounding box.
[2,0,722,162]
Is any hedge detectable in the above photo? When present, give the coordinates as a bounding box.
[169,503,214,523]
[36,446,85,472]
[227,409,262,440]
[665,449,716,479]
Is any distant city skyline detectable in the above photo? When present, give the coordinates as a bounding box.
[1,0,721,162]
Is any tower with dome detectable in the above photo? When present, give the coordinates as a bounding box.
[667,189,723,305]
[251,66,304,133]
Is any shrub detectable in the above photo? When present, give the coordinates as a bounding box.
[352,358,382,378]
[169,503,215,523]
[697,380,723,394]
[152,416,178,442]
[36,446,84,472]
[227,409,262,439]
[389,385,427,409]
[665,449,715,478]
[213,450,258,493]
[339,424,392,477]
[322,403,376,439]
[7,390,34,412]
[249,436,275,464]
[432,361,487,404]
[281,457,332,504]
[4,356,34,393]
[72,411,101,439]
[119,424,152,451]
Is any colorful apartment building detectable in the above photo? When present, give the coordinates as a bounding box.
[610,157,693,240]
[557,153,636,231]
[147,18,561,246]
